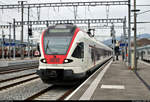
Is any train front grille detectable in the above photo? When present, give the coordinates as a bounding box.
[44,69,64,80]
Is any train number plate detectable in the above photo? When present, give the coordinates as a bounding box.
[50,58,60,63]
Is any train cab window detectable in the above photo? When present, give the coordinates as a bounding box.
[72,42,84,58]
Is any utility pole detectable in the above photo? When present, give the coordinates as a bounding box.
[28,7,30,58]
[8,22,12,59]
[88,19,90,30]
[132,0,140,70]
[46,20,49,27]
[13,19,16,59]
[31,39,33,59]
[128,0,131,69]
[2,30,5,59]
[111,23,116,61]
[134,0,137,70]
[123,17,127,62]
[74,6,77,20]
[18,1,26,60]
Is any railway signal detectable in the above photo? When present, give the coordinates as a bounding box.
[28,28,32,36]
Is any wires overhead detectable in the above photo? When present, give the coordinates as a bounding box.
[67,6,81,19]
[137,9,150,16]
[106,5,110,26]
[37,7,41,20]
[73,6,77,20]
[131,9,150,17]
[30,8,38,20]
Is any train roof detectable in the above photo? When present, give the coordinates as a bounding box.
[137,45,150,50]
[83,32,113,51]
[48,23,77,29]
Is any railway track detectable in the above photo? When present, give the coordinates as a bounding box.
[25,58,112,100]
[25,85,76,100]
[0,58,112,100]
[0,64,38,74]
[0,72,36,83]
[0,73,39,91]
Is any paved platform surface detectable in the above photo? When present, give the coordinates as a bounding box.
[0,57,39,67]
[66,58,150,100]
[137,60,150,90]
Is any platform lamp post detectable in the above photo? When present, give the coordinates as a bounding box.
[128,0,131,69]
[31,39,33,59]
[111,23,116,61]
[131,0,140,71]
[8,22,12,60]
[13,19,16,60]
[27,7,30,58]
[123,17,127,62]
[2,30,5,59]
[18,1,27,60]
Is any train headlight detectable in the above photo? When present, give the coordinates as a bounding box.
[63,59,73,64]
[64,59,69,63]
[40,58,47,63]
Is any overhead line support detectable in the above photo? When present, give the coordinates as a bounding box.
[15,18,124,26]
[0,1,128,9]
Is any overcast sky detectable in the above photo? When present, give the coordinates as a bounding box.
[0,0,150,42]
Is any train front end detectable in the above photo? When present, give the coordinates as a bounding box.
[36,24,84,85]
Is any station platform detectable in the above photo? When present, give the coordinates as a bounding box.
[0,57,39,67]
[65,57,150,100]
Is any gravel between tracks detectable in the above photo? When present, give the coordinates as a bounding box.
[0,79,51,100]
[34,86,70,100]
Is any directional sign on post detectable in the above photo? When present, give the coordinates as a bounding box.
[120,43,128,47]
[4,43,16,46]
[18,44,26,47]
[4,43,9,46]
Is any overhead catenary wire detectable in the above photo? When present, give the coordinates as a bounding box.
[137,9,150,16]
[0,1,37,24]
[131,9,150,17]
[37,7,41,21]
[106,5,110,26]
[87,6,94,19]
[67,6,82,19]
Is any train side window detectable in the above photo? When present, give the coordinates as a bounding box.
[72,42,84,58]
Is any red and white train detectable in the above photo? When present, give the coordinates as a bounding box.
[36,24,112,85]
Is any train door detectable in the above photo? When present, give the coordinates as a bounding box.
[83,41,89,68]
[72,42,85,68]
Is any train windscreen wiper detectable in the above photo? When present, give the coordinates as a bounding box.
[46,40,50,52]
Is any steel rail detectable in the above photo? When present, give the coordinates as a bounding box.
[25,85,55,100]
[0,74,39,91]
[0,64,38,74]
[25,57,112,100]
[0,72,36,83]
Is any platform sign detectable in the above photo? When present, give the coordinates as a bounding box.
[4,43,16,46]
[18,44,26,47]
[120,43,128,47]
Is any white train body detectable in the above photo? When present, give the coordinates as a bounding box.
[36,24,112,85]
[138,45,150,61]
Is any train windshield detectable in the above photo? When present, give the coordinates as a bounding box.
[43,27,75,55]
